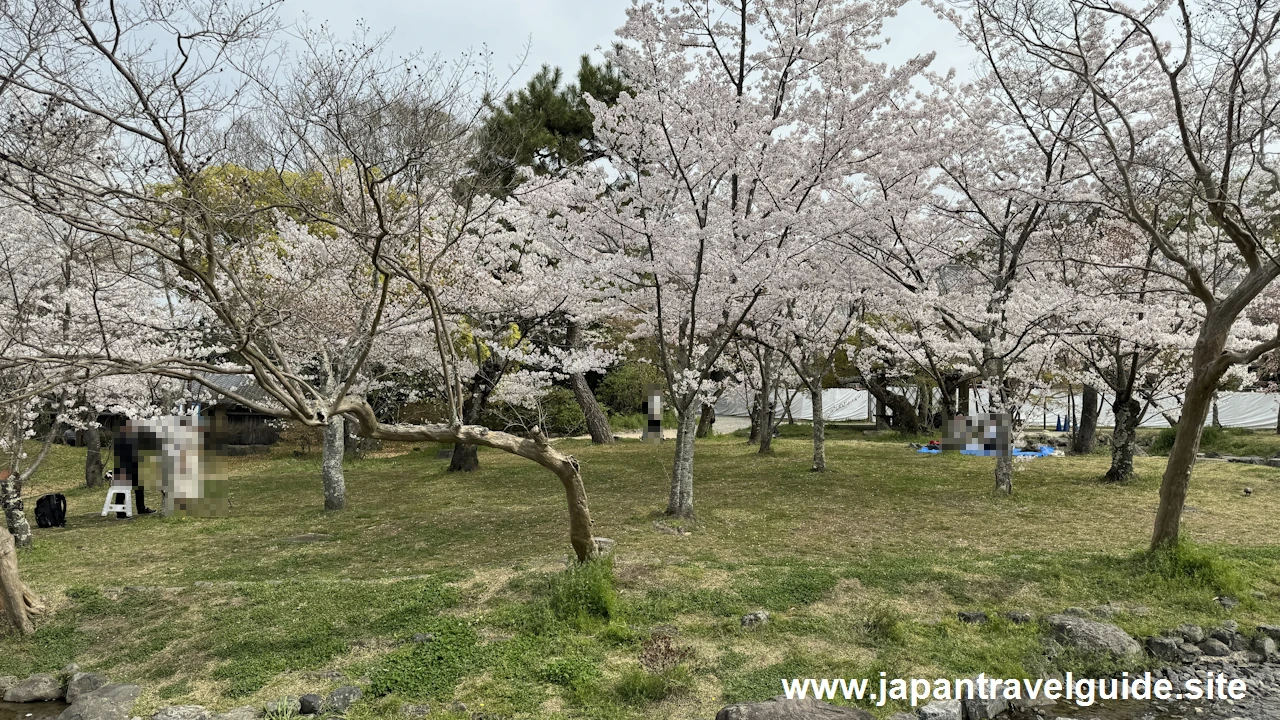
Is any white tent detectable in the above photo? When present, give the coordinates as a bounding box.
[715,385,1280,430]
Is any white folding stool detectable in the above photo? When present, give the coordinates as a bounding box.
[101,485,134,517]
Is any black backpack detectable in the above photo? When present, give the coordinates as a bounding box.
[35,493,66,528]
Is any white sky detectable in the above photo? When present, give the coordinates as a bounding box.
[279,0,979,88]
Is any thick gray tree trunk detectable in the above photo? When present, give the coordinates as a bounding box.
[1106,394,1141,483]
[1072,385,1099,455]
[322,415,346,511]
[571,372,614,444]
[84,425,103,488]
[811,386,826,471]
[666,408,697,518]
[1152,317,1234,550]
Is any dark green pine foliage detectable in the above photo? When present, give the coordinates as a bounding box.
[472,54,628,196]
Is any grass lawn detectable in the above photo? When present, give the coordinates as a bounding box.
[3,431,1280,719]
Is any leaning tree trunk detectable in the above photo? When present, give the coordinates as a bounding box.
[84,424,103,489]
[566,322,613,444]
[1105,393,1141,483]
[1072,385,1100,455]
[666,407,698,518]
[571,372,614,444]
[322,416,347,511]
[1151,325,1231,550]
[450,359,504,472]
[865,378,923,435]
[0,528,41,634]
[811,386,826,471]
[695,402,715,439]
[341,400,598,561]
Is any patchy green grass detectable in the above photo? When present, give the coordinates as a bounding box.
[3,433,1280,719]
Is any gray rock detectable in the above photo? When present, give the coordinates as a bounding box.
[1216,595,1241,609]
[152,706,210,720]
[961,690,1007,720]
[1062,607,1090,617]
[323,687,361,714]
[888,714,917,720]
[957,611,988,624]
[1219,620,1240,633]
[592,537,616,556]
[297,695,322,716]
[1147,635,1183,662]
[715,696,875,720]
[1045,614,1142,659]
[1253,635,1278,656]
[916,700,963,720]
[1091,604,1119,619]
[741,611,770,628]
[1177,624,1206,643]
[264,699,300,716]
[1004,611,1032,624]
[58,685,141,720]
[1199,638,1232,656]
[67,673,110,704]
[210,707,260,720]
[445,703,466,714]
[0,677,18,693]
[61,664,81,675]
[6,673,64,702]
[399,705,430,719]
[1178,642,1203,662]
[1258,625,1280,641]
[410,633,434,643]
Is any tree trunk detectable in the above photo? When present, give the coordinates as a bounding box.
[958,379,971,415]
[566,322,613,444]
[865,377,923,435]
[1151,327,1230,550]
[1072,385,1100,454]
[1106,394,1141,483]
[450,358,504,472]
[811,386,826,471]
[0,472,31,549]
[666,407,697,518]
[84,424,103,489]
[695,402,715,439]
[571,372,614,444]
[0,529,37,634]
[322,415,347,511]
[995,454,1013,494]
[747,392,762,444]
[758,389,776,454]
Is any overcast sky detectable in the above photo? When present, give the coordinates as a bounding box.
[279,0,979,88]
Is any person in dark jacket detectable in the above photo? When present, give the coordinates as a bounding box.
[112,422,157,516]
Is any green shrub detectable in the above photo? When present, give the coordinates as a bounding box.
[597,362,664,415]
[540,386,588,436]
[548,558,619,628]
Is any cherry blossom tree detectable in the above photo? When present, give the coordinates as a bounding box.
[0,0,604,561]
[959,0,1280,548]
[555,0,931,517]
